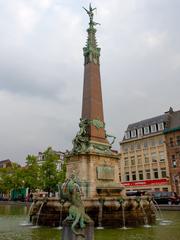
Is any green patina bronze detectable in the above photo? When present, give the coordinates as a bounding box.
[83,3,100,65]
[89,142,111,153]
[60,174,92,238]
[89,119,105,129]
[117,196,125,205]
[83,4,99,28]
[72,118,106,153]
[105,132,116,146]
[72,118,89,153]
[135,196,141,207]
[72,118,116,154]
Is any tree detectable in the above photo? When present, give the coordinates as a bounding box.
[0,168,13,195]
[24,154,41,191]
[39,147,65,195]
[10,163,25,190]
[0,163,24,198]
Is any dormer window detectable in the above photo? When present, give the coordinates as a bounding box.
[125,131,130,139]
[137,128,143,137]
[144,126,150,135]
[131,130,137,138]
[151,124,157,133]
[158,122,164,131]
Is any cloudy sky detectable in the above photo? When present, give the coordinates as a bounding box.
[0,0,180,164]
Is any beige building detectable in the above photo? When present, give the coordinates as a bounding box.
[119,113,171,192]
[36,149,65,171]
[0,159,12,168]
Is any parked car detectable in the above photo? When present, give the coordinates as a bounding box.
[0,196,9,201]
[126,190,146,196]
[151,191,180,205]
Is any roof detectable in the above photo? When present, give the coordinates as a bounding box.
[164,110,180,133]
[0,159,11,164]
[169,110,180,129]
[164,126,180,134]
[127,114,169,131]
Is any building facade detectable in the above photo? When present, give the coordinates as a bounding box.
[164,110,180,194]
[0,159,12,168]
[36,149,65,171]
[119,111,171,192]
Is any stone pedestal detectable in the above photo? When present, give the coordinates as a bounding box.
[62,220,94,240]
[66,152,124,198]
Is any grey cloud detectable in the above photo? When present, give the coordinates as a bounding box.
[0,0,180,163]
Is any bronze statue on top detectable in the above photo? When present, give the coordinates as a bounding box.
[83,3,100,27]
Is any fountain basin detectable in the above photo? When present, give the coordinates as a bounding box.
[29,196,156,227]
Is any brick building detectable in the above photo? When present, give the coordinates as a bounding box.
[164,109,180,194]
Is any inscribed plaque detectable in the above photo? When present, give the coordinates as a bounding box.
[97,166,114,180]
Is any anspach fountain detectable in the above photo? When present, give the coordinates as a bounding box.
[29,4,156,230]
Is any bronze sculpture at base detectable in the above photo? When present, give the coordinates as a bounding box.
[62,220,94,240]
[60,174,93,238]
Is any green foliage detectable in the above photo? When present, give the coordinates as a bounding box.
[24,154,41,191]
[0,168,13,193]
[0,147,67,196]
[39,147,66,194]
[0,163,24,194]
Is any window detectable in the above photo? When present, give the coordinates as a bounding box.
[151,152,157,162]
[139,170,144,180]
[130,144,134,151]
[137,155,142,165]
[170,138,174,147]
[158,122,164,131]
[144,126,150,135]
[125,172,130,181]
[131,156,135,166]
[125,131,130,139]
[172,155,176,168]
[161,168,167,178]
[162,188,168,192]
[159,138,164,145]
[137,128,143,137]
[173,175,179,184]
[136,143,141,150]
[159,151,165,162]
[123,145,129,152]
[131,130,137,138]
[176,136,180,146]
[145,169,151,179]
[144,153,149,163]
[153,169,159,179]
[143,141,148,148]
[57,163,62,171]
[151,124,157,133]
[151,140,156,147]
[124,157,129,167]
[132,171,136,180]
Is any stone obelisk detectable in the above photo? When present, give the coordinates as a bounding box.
[81,7,108,145]
[66,4,122,198]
